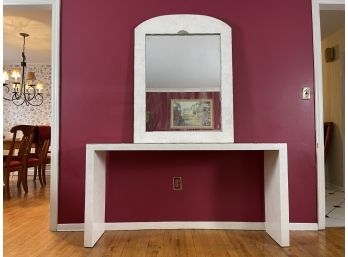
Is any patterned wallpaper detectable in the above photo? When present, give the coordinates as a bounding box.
[3,64,51,136]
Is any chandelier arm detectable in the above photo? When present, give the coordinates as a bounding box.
[13,87,23,100]
[11,93,26,106]
[3,84,10,91]
[26,93,44,106]
[3,84,13,101]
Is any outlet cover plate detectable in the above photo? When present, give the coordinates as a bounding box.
[173,177,182,191]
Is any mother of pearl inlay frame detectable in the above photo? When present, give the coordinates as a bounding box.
[134,15,233,143]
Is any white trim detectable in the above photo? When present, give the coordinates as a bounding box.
[134,15,234,143]
[87,143,287,151]
[57,223,84,231]
[312,0,326,231]
[289,223,319,231]
[49,0,60,233]
[4,0,61,232]
[58,222,319,232]
[311,0,345,231]
[146,87,220,92]
[106,222,265,230]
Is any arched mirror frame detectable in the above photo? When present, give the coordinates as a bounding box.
[134,14,234,143]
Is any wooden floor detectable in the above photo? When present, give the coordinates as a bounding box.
[4,176,345,257]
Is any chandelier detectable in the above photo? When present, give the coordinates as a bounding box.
[3,33,44,106]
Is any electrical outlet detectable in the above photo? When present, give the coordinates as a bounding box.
[302,87,311,100]
[173,177,182,191]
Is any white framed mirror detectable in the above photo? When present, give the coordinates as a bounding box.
[134,14,233,143]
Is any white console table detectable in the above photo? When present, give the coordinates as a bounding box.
[84,143,289,247]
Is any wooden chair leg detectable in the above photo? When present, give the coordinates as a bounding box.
[21,168,28,194]
[38,166,44,187]
[4,169,10,199]
[33,167,37,181]
[17,172,22,188]
[42,164,47,185]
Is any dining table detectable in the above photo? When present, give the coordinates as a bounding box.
[3,135,24,157]
[3,135,40,158]
[3,138,21,151]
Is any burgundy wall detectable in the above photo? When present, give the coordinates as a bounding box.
[105,151,265,222]
[60,0,316,223]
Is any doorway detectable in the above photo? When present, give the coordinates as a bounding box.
[3,4,52,172]
[3,0,60,231]
[320,9,345,227]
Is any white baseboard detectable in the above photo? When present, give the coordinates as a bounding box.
[289,223,318,230]
[106,221,265,230]
[56,222,319,232]
[57,223,84,231]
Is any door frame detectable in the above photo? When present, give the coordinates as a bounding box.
[311,0,345,230]
[3,0,60,231]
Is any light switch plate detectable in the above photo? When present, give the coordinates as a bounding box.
[302,87,311,100]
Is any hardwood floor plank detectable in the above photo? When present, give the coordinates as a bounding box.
[157,230,176,257]
[100,231,128,257]
[145,230,165,257]
[4,176,345,257]
[120,230,152,257]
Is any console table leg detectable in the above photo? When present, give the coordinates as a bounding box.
[84,149,106,247]
[264,148,289,247]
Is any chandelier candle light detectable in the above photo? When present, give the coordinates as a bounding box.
[3,33,44,106]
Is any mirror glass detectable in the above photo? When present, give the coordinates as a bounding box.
[145,34,222,132]
[145,34,221,91]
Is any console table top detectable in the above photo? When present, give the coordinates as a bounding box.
[87,143,287,151]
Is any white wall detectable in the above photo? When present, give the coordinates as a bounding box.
[322,26,345,188]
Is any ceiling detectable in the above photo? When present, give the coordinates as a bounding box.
[320,10,345,39]
[3,5,52,64]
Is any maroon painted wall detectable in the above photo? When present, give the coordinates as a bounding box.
[59,0,316,223]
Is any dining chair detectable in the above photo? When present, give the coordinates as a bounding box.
[3,125,36,199]
[30,126,51,186]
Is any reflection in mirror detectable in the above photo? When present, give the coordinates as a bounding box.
[146,92,221,131]
[145,34,222,132]
[145,34,221,92]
